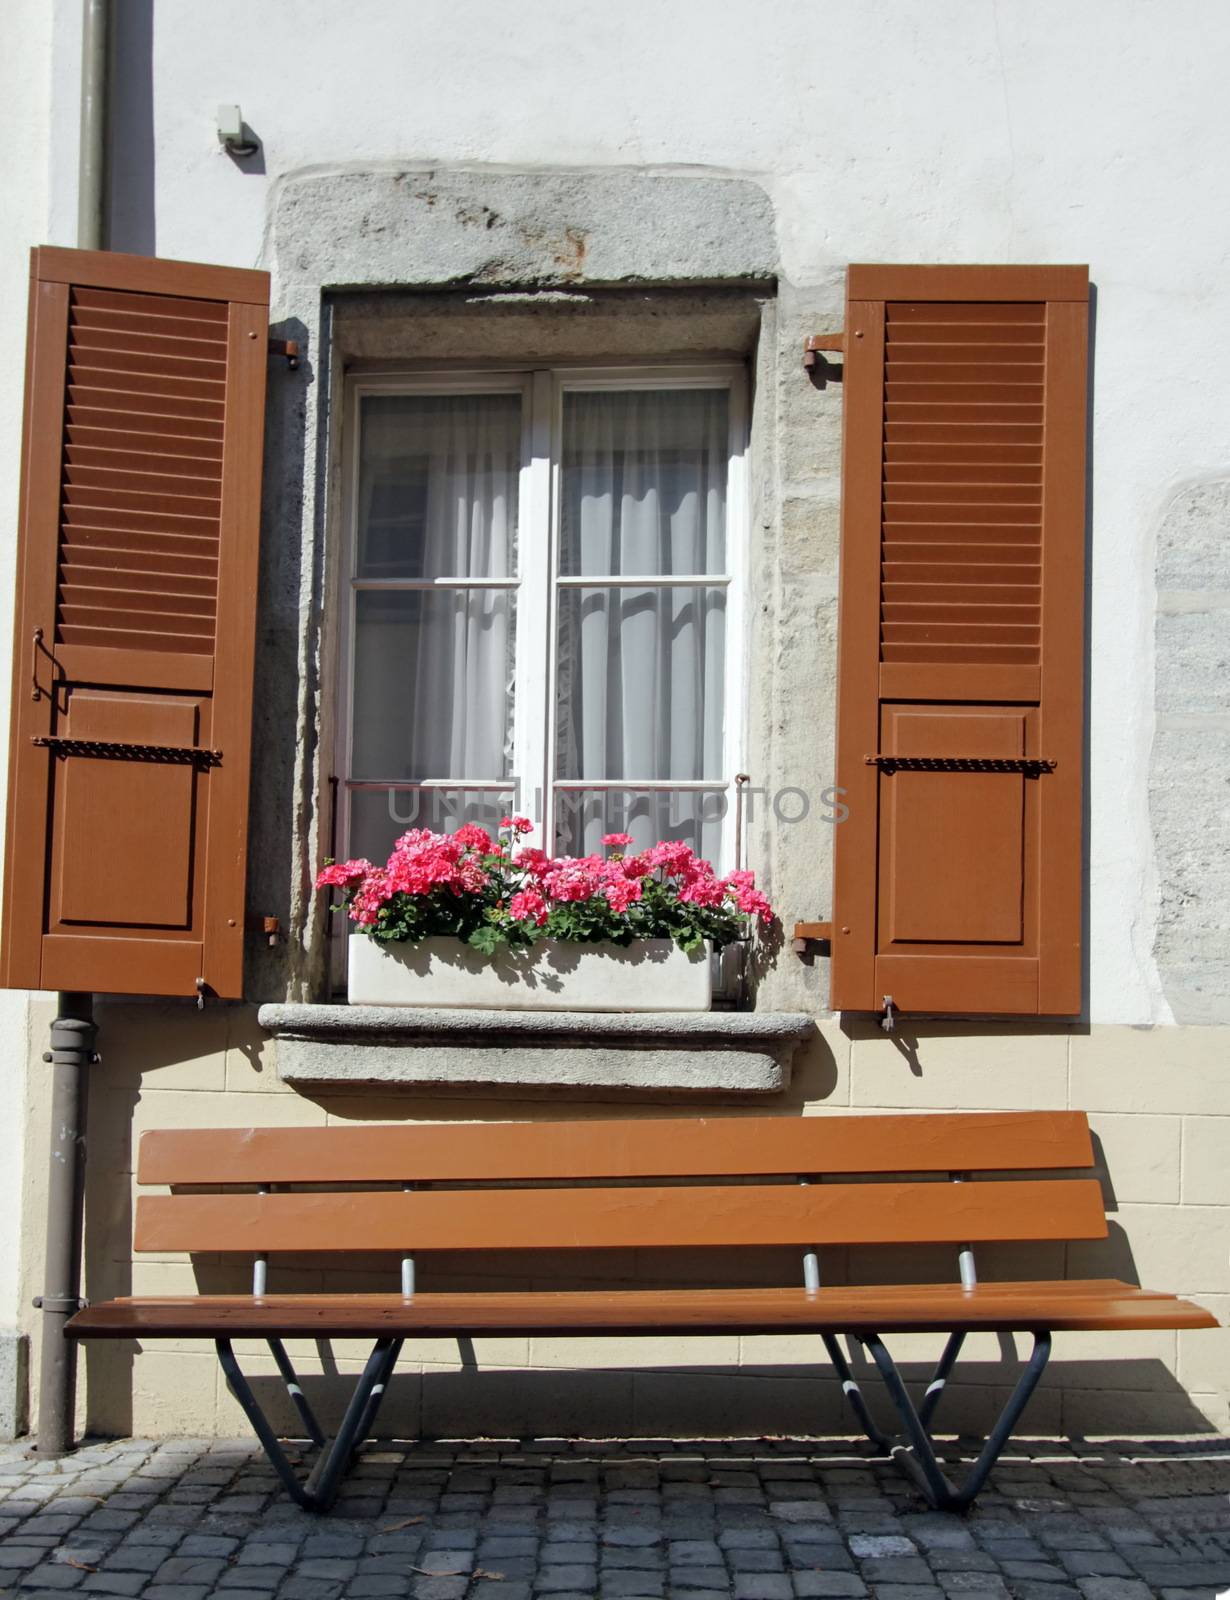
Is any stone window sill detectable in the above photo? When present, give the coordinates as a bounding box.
[257,1004,814,1099]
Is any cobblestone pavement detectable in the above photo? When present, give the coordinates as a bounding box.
[0,1435,1227,1600]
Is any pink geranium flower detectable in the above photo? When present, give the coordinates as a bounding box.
[603,877,643,913]
[314,858,374,892]
[317,821,775,951]
[454,822,494,852]
[508,887,549,925]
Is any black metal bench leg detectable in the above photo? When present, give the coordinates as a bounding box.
[216,1336,401,1512]
[954,1330,1052,1507]
[820,1332,892,1449]
[860,1330,1052,1511]
[346,1338,403,1471]
[267,1338,327,1448]
[216,1339,314,1508]
[305,1338,401,1511]
[918,1330,966,1429]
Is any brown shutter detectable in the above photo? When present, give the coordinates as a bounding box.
[831,264,1088,1016]
[1,247,269,999]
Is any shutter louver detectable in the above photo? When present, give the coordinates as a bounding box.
[831,265,1088,1017]
[1,248,269,999]
[60,286,225,657]
[880,301,1044,671]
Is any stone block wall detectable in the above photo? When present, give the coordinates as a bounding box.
[15,1001,1224,1442]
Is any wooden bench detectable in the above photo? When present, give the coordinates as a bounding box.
[67,1111,1216,1513]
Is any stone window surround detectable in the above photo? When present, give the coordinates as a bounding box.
[246,165,806,1092]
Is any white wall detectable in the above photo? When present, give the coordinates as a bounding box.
[79,0,1227,1026]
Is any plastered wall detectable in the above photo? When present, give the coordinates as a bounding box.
[1,0,1228,1438]
[65,0,1230,1023]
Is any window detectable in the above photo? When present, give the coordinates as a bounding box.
[337,365,747,874]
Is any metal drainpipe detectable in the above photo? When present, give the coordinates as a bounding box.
[34,998,98,1457]
[77,0,109,251]
[33,0,109,1458]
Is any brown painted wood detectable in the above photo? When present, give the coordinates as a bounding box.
[830,298,885,1007]
[878,663,1040,701]
[0,247,269,998]
[134,1178,1109,1255]
[66,1282,1219,1340]
[0,275,66,987]
[203,300,267,999]
[138,1112,1095,1186]
[81,1113,1215,1359]
[831,264,1089,1016]
[34,246,271,305]
[848,265,1089,302]
[1036,298,1088,1013]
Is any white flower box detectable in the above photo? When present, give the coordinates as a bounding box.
[347,933,711,1012]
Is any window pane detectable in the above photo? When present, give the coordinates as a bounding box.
[554,788,726,864]
[356,393,521,579]
[559,389,728,576]
[347,788,513,866]
[352,590,514,780]
[555,586,725,781]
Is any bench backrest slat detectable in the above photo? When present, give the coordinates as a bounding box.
[137,1111,1093,1186]
[134,1177,1109,1254]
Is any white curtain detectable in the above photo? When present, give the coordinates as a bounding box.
[556,388,728,858]
[350,393,520,858]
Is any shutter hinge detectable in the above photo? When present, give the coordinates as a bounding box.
[792,921,833,954]
[268,338,300,370]
[803,333,845,380]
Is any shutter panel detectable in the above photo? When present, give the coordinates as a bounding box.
[1,248,269,999]
[831,264,1088,1016]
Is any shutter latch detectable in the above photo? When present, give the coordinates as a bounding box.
[268,338,300,370]
[880,995,897,1035]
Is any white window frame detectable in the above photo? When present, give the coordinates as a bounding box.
[335,361,748,881]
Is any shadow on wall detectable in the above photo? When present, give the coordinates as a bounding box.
[107,0,155,254]
[82,1079,136,1440]
[839,1015,1086,1082]
[246,314,318,1003]
[221,1356,1215,1445]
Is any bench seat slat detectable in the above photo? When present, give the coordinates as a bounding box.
[135,1178,1108,1253]
[67,1282,1218,1339]
[137,1111,1094,1186]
